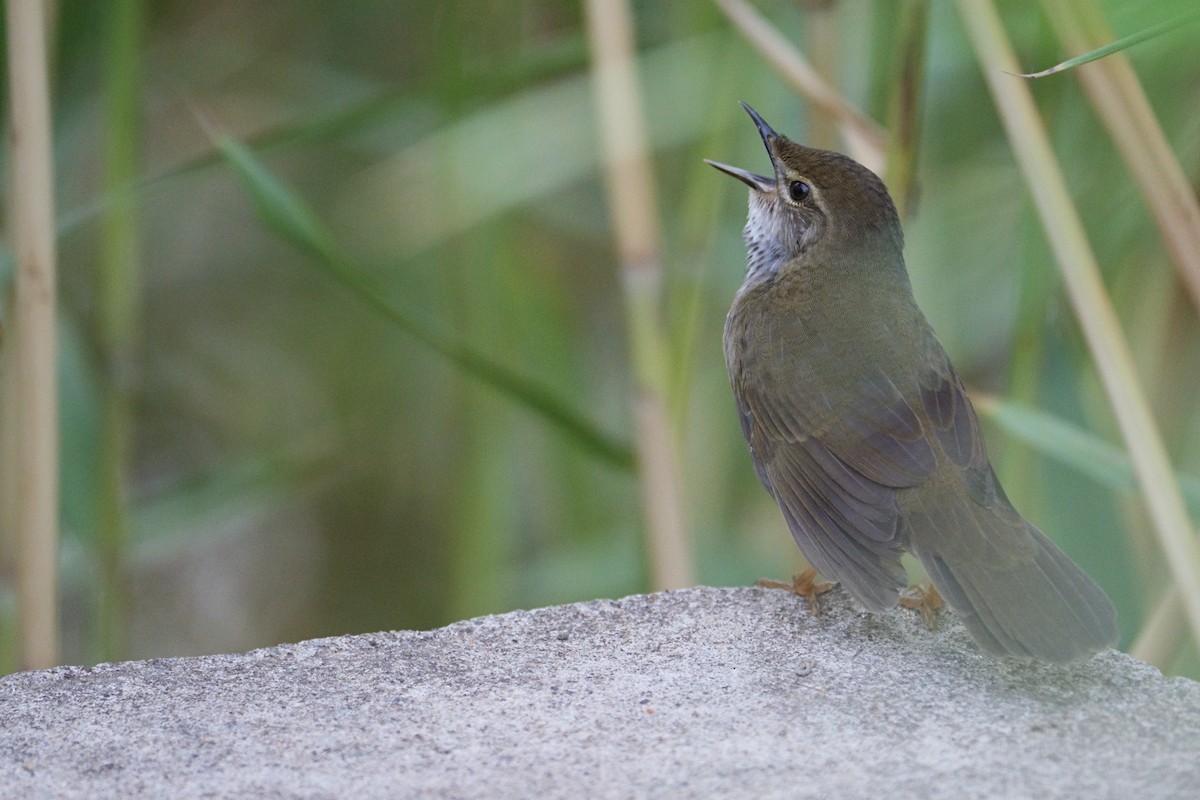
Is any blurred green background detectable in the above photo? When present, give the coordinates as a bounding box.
[2,0,1198,675]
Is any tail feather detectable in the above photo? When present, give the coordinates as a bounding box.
[906,487,1117,662]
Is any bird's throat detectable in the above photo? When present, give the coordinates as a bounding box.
[742,201,787,283]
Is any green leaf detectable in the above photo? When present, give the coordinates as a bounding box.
[56,88,424,239]
[212,132,635,472]
[976,395,1200,513]
[1015,10,1200,78]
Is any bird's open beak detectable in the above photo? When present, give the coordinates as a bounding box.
[740,102,777,148]
[704,102,779,193]
[704,159,774,192]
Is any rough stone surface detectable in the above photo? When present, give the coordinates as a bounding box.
[2,586,1198,799]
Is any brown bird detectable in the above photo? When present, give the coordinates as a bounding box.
[708,103,1117,661]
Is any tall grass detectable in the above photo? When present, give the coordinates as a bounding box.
[1,1,1197,676]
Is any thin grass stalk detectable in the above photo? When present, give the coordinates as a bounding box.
[95,0,144,662]
[713,0,886,173]
[1,318,17,672]
[994,219,1055,511]
[1040,0,1200,315]
[583,0,693,589]
[667,44,740,425]
[882,0,929,221]
[1114,245,1185,650]
[5,0,60,670]
[1130,587,1184,666]
[957,0,1200,652]
[803,0,839,152]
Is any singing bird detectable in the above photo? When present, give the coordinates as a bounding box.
[708,103,1117,661]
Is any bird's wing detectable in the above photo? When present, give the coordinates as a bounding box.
[733,326,979,611]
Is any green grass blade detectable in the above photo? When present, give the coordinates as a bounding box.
[1016,9,1200,78]
[56,88,423,239]
[882,0,929,220]
[213,133,635,472]
[95,0,145,663]
[214,135,341,264]
[975,394,1200,514]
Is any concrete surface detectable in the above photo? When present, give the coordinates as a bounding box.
[2,585,1198,799]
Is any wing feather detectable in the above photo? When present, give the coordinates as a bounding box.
[732,361,945,610]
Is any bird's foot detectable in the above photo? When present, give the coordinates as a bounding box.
[757,568,835,615]
[899,583,944,629]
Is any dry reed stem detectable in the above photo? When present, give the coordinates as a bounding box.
[5,0,60,670]
[957,0,1200,656]
[1041,0,1200,314]
[713,0,887,173]
[583,0,693,589]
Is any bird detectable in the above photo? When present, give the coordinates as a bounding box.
[706,103,1118,662]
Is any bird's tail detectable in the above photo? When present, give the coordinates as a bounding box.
[905,480,1117,662]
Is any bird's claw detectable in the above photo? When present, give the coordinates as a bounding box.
[757,567,835,615]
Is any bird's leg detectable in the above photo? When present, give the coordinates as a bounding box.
[757,567,835,615]
[899,583,944,629]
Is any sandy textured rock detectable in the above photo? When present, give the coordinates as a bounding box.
[2,586,1197,799]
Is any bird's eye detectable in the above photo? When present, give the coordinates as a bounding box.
[788,181,811,202]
